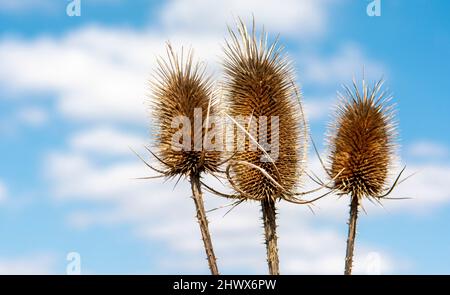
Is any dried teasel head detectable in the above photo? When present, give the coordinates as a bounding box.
[222,19,308,202]
[328,79,397,199]
[150,43,222,178]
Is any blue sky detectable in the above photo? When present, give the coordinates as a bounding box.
[0,0,449,274]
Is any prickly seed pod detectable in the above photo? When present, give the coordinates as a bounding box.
[222,20,307,202]
[328,80,397,199]
[147,43,222,275]
[150,43,222,177]
[327,79,399,275]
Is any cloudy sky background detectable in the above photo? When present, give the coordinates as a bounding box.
[0,0,449,274]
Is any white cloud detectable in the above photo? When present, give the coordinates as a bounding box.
[0,26,222,124]
[0,180,7,202]
[0,28,150,123]
[0,106,47,135]
[299,43,385,87]
[16,106,48,127]
[381,164,450,212]
[45,152,153,201]
[0,0,347,127]
[0,254,55,275]
[0,30,381,128]
[408,141,448,159]
[160,0,336,37]
[69,126,147,156]
[303,96,335,121]
[283,249,396,275]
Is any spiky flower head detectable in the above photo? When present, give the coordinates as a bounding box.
[223,19,308,201]
[328,80,397,198]
[150,44,221,177]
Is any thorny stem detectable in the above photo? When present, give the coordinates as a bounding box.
[344,194,359,275]
[261,198,280,275]
[190,172,220,275]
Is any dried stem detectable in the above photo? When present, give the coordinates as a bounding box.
[261,198,279,275]
[344,194,359,275]
[190,172,219,275]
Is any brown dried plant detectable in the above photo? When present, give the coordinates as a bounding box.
[326,79,402,275]
[214,19,320,275]
[140,43,222,275]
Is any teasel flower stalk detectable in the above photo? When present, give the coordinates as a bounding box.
[140,43,222,275]
[325,79,404,275]
[205,19,330,275]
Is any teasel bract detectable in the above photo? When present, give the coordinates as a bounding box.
[144,43,222,275]
[326,79,402,275]
[220,19,310,275]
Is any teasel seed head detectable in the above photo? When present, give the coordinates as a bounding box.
[150,43,222,177]
[222,19,308,202]
[328,79,397,199]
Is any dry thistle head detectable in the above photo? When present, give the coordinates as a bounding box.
[150,44,221,177]
[223,19,307,202]
[328,80,397,198]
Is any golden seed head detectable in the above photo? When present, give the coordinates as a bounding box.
[150,44,221,177]
[223,20,307,201]
[328,80,397,198]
